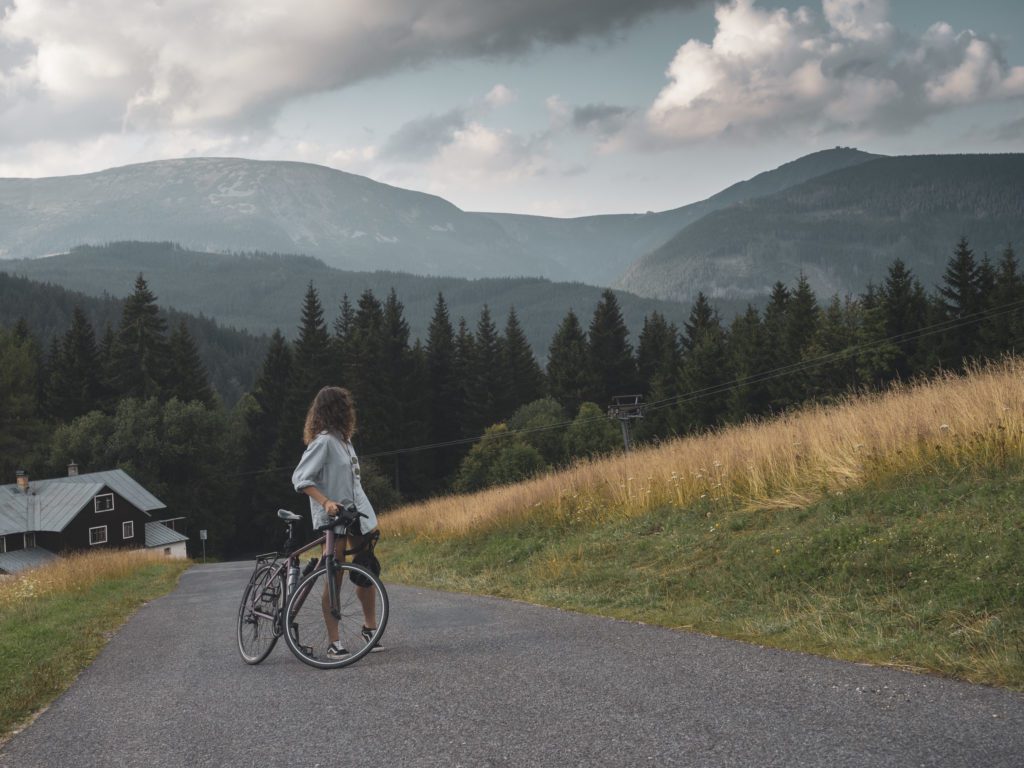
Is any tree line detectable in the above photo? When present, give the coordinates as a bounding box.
[1,237,1021,555]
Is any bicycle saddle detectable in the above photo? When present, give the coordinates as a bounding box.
[277,509,302,521]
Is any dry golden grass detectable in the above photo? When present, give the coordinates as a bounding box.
[0,549,187,607]
[386,360,1024,538]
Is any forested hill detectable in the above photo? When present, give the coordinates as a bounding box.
[0,272,267,404]
[617,154,1024,303]
[480,147,877,284]
[4,242,738,356]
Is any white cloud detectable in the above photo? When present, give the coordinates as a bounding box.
[485,84,516,107]
[0,0,696,140]
[643,0,1024,143]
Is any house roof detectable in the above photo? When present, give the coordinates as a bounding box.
[0,546,59,574]
[145,522,189,548]
[0,470,166,536]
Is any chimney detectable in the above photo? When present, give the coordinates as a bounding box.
[15,470,29,493]
[67,461,79,477]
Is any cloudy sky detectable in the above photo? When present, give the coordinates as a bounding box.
[1,0,1022,216]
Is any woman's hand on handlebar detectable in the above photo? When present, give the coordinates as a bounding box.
[324,499,342,517]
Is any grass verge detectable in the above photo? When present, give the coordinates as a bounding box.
[0,553,190,739]
[381,460,1024,689]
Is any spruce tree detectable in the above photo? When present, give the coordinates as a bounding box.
[278,283,334,456]
[938,237,982,369]
[637,312,680,397]
[674,292,728,431]
[983,244,1024,355]
[500,307,544,415]
[167,320,216,406]
[546,309,590,417]
[586,289,636,407]
[464,305,504,434]
[762,281,796,410]
[49,307,103,421]
[805,296,860,399]
[878,259,928,382]
[779,274,819,404]
[454,317,477,437]
[726,305,771,420]
[110,274,169,400]
[425,294,464,486]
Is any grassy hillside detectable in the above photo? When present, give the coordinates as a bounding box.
[381,361,1024,688]
[618,154,1024,302]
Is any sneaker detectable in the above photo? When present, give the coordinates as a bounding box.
[362,626,384,652]
[326,641,349,659]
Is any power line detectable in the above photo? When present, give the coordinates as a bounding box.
[227,295,1024,479]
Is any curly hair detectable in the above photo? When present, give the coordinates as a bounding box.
[303,386,357,444]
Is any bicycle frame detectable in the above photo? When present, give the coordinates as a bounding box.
[248,519,361,632]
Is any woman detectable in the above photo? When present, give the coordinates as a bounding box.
[291,385,382,659]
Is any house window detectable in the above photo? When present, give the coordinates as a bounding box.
[0,536,5,554]
[89,526,108,546]
[24,532,35,549]
[94,493,114,513]
[122,521,134,540]
[164,547,171,556]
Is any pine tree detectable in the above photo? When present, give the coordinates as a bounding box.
[500,307,544,415]
[586,289,636,407]
[726,305,771,421]
[780,274,819,405]
[454,317,477,437]
[110,274,169,400]
[982,244,1024,355]
[242,329,293,550]
[464,305,504,434]
[546,309,590,417]
[878,259,928,382]
[637,312,680,397]
[805,295,860,399]
[674,292,728,431]
[425,294,464,487]
[938,237,983,369]
[49,307,103,421]
[762,281,797,411]
[332,294,356,381]
[167,320,216,406]
[278,283,334,456]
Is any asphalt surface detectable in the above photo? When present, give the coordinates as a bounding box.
[2,562,1023,768]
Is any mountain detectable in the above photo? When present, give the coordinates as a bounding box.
[0,149,877,285]
[0,158,538,277]
[617,154,1024,303]
[481,147,878,284]
[1,242,737,358]
[0,272,268,405]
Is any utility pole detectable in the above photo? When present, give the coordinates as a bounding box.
[608,395,644,452]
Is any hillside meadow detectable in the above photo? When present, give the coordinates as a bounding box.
[381,360,1024,688]
[0,551,190,739]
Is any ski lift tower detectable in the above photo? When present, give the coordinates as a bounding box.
[608,394,644,452]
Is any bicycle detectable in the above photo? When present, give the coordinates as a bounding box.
[236,508,388,669]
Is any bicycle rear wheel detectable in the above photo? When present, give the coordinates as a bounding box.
[283,563,388,669]
[237,564,282,664]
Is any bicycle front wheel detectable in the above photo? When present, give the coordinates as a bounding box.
[237,564,282,664]
[283,563,388,669]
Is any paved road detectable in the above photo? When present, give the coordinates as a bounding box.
[2,562,1022,768]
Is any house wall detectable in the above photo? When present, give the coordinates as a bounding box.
[153,541,189,559]
[58,488,150,553]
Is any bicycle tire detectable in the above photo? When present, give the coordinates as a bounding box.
[282,563,389,669]
[237,564,282,664]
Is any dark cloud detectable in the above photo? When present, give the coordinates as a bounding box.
[379,109,467,161]
[572,103,630,135]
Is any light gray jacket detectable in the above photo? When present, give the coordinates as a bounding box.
[291,431,378,534]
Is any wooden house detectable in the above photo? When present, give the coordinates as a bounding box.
[0,465,189,574]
